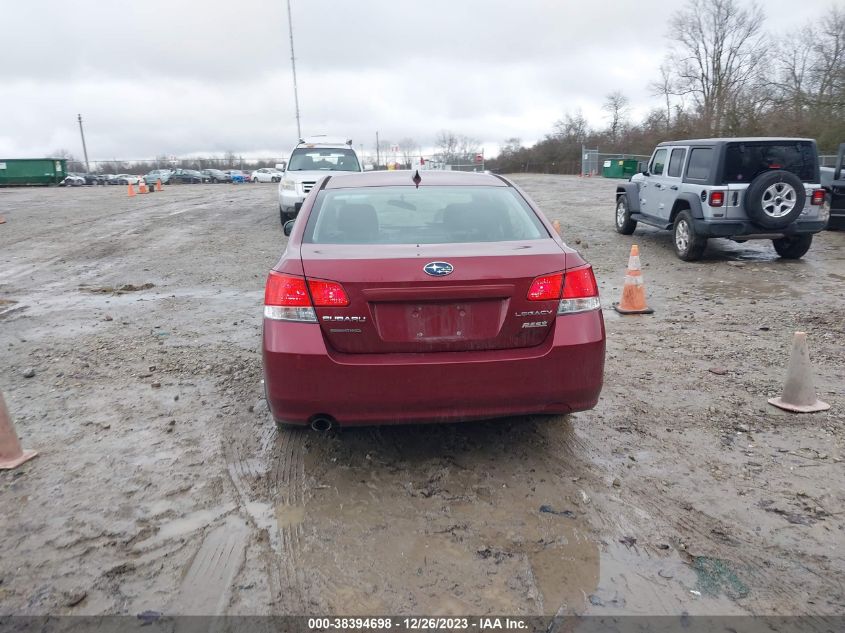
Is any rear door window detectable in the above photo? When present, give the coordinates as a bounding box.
[721,142,817,183]
[304,186,547,244]
[667,148,686,178]
[686,148,713,180]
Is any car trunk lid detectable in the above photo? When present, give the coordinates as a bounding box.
[300,241,567,354]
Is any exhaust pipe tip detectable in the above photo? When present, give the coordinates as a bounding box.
[310,416,335,432]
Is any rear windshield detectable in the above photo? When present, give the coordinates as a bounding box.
[303,186,548,245]
[288,148,360,172]
[721,142,817,183]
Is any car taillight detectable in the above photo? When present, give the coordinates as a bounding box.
[264,272,350,321]
[527,272,563,301]
[308,279,349,306]
[709,191,725,207]
[558,265,601,314]
[811,189,825,205]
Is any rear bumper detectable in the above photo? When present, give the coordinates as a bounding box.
[263,311,606,426]
[693,219,827,238]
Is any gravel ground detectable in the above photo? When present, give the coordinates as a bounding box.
[0,176,842,618]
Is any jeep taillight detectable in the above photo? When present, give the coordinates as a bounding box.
[709,191,725,207]
[811,189,825,205]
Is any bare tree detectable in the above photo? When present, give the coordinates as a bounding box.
[435,130,479,164]
[665,0,767,135]
[397,137,417,168]
[650,63,676,130]
[552,111,589,143]
[603,91,630,140]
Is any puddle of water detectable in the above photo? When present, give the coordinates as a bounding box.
[135,503,235,549]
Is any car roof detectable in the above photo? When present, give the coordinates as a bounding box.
[323,170,507,189]
[658,137,815,147]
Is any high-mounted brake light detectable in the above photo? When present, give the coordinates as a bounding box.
[811,189,825,205]
[527,273,563,301]
[558,265,601,314]
[709,191,725,207]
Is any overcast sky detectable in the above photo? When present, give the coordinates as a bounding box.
[0,0,835,162]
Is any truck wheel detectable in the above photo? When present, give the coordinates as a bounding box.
[772,234,813,259]
[615,195,637,235]
[673,210,707,261]
[744,170,806,230]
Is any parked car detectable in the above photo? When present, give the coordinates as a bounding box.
[169,169,207,184]
[820,142,844,230]
[60,174,86,187]
[201,168,232,183]
[263,169,605,429]
[614,137,827,260]
[112,174,140,185]
[278,137,363,223]
[251,167,282,183]
[225,169,248,183]
[144,169,173,186]
[69,172,101,185]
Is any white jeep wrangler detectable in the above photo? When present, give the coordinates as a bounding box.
[615,138,829,260]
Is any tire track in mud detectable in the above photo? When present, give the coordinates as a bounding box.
[223,422,311,614]
[268,429,310,614]
[548,419,842,615]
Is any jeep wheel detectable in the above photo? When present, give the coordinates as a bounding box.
[744,170,806,230]
[772,234,812,259]
[615,196,637,235]
[673,210,707,261]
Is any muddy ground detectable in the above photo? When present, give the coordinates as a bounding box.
[0,176,843,618]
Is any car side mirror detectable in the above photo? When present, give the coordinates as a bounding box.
[275,163,286,172]
[283,220,295,236]
[642,170,650,177]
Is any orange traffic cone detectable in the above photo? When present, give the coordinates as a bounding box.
[0,216,6,224]
[612,244,653,314]
[0,390,37,470]
[127,183,136,197]
[768,332,830,413]
[155,179,163,192]
[138,179,148,194]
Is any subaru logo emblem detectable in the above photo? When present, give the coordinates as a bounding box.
[423,261,453,276]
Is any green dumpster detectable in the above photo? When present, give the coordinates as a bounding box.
[0,158,67,186]
[601,158,639,179]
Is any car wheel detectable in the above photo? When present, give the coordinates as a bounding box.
[211,178,218,183]
[673,210,707,261]
[272,177,280,183]
[253,177,258,183]
[744,170,806,230]
[614,195,637,235]
[772,234,813,259]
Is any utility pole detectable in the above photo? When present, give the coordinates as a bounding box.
[77,114,90,173]
[375,131,380,169]
[286,0,302,139]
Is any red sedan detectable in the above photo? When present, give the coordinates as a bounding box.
[262,170,605,429]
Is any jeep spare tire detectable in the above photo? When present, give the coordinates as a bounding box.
[744,170,806,230]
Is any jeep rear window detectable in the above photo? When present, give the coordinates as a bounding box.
[304,186,547,244]
[721,142,816,183]
[686,148,713,180]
